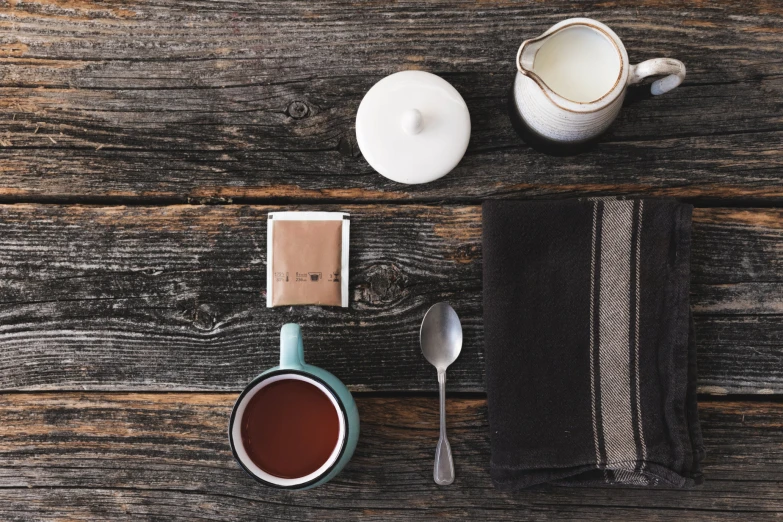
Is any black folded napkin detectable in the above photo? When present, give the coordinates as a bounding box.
[483,199,704,490]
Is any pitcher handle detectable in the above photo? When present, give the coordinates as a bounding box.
[280,323,305,370]
[629,58,686,95]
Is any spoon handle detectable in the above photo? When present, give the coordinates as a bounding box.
[434,370,455,485]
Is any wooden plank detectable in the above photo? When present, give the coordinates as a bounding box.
[0,0,781,201]
[0,204,779,393]
[0,393,781,520]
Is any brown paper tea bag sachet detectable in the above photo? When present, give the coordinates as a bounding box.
[266,212,349,307]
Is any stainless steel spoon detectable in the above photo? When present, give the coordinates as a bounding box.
[420,302,463,486]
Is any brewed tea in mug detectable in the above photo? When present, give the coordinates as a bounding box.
[240,376,341,479]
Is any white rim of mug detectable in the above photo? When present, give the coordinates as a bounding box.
[516,18,628,113]
[230,372,347,487]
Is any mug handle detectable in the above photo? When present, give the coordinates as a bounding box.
[280,323,305,370]
[628,58,686,95]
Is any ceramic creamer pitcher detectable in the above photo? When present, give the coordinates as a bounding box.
[512,18,686,144]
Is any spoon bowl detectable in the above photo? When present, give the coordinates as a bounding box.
[420,302,463,371]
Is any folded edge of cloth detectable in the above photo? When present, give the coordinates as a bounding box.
[482,199,705,490]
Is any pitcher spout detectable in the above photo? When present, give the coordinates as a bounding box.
[516,39,538,75]
[516,33,551,76]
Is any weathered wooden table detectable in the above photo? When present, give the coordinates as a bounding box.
[1,0,781,519]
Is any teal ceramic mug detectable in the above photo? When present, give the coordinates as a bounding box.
[229,323,359,489]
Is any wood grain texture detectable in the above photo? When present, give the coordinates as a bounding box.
[0,393,781,521]
[0,0,781,201]
[0,204,779,394]
[2,1,781,517]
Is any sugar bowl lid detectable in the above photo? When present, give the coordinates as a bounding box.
[355,71,471,185]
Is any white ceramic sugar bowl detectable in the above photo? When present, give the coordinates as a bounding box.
[356,71,471,184]
[512,18,686,144]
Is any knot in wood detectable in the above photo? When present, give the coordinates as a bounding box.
[286,101,310,119]
[191,304,215,331]
[360,263,407,305]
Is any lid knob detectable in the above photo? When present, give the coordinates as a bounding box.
[401,108,423,135]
